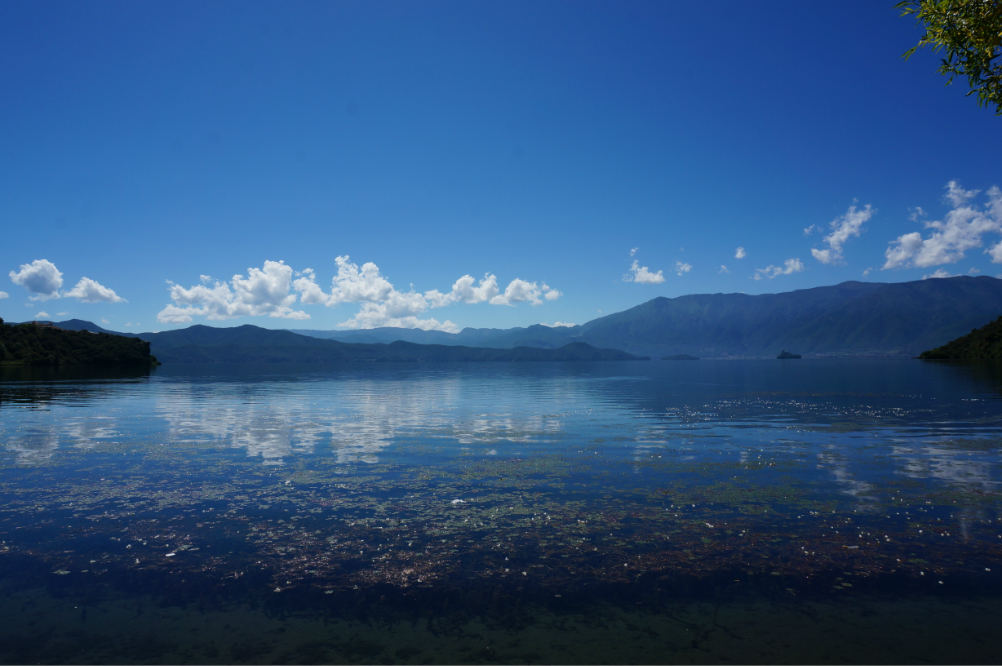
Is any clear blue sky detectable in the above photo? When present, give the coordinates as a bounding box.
[2,1,1000,332]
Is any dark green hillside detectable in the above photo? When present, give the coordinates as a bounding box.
[919,316,1002,359]
[0,319,158,366]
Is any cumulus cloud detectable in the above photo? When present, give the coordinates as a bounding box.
[811,204,873,265]
[157,260,309,324]
[0,291,7,299]
[490,278,546,306]
[675,261,692,276]
[162,256,558,331]
[883,181,1002,270]
[291,256,555,327]
[9,259,63,299]
[541,321,576,327]
[735,247,747,259]
[334,302,458,332]
[922,269,956,279]
[34,311,50,319]
[65,277,127,303]
[446,274,501,304]
[803,225,817,236]
[630,247,638,257]
[753,258,804,280]
[719,265,729,274]
[624,259,665,284]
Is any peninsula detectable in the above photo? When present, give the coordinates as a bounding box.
[0,319,159,366]
[919,316,1002,360]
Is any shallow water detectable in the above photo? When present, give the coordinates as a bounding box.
[1,359,1001,664]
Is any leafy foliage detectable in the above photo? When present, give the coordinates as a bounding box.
[898,0,1002,114]
[0,319,158,366]
[919,315,1002,358]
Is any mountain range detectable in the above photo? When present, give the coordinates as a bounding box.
[32,322,645,364]
[292,276,1002,357]
[34,275,1002,360]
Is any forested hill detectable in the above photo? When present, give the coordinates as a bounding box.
[0,319,158,366]
[919,316,1002,360]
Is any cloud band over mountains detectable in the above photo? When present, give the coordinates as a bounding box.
[157,257,561,331]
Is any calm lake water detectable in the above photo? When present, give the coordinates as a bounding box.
[1,358,1001,664]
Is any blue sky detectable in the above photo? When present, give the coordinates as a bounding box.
[2,1,1000,332]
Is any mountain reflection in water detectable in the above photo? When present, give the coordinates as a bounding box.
[0,359,1000,664]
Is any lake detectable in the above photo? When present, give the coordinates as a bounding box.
[1,358,1001,664]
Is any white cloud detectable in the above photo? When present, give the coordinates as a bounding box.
[883,182,1002,269]
[0,291,7,299]
[719,265,729,274]
[862,267,874,277]
[336,302,458,332]
[446,274,501,304]
[326,256,395,305]
[944,181,979,207]
[922,269,956,279]
[630,247,638,257]
[34,311,50,319]
[968,267,980,275]
[56,312,68,316]
[101,318,110,324]
[803,225,817,236]
[753,258,804,280]
[164,256,557,330]
[541,321,576,327]
[9,259,63,299]
[624,259,665,284]
[735,247,747,259]
[490,278,545,306]
[65,277,127,303]
[158,260,309,324]
[811,204,873,265]
[675,261,692,276]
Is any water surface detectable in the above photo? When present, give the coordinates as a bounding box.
[1,359,1001,663]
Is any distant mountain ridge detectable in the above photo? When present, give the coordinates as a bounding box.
[35,323,645,364]
[37,275,1002,359]
[289,276,1002,357]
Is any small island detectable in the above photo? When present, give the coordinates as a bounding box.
[776,350,801,359]
[919,315,1002,359]
[0,319,159,366]
[663,353,698,360]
